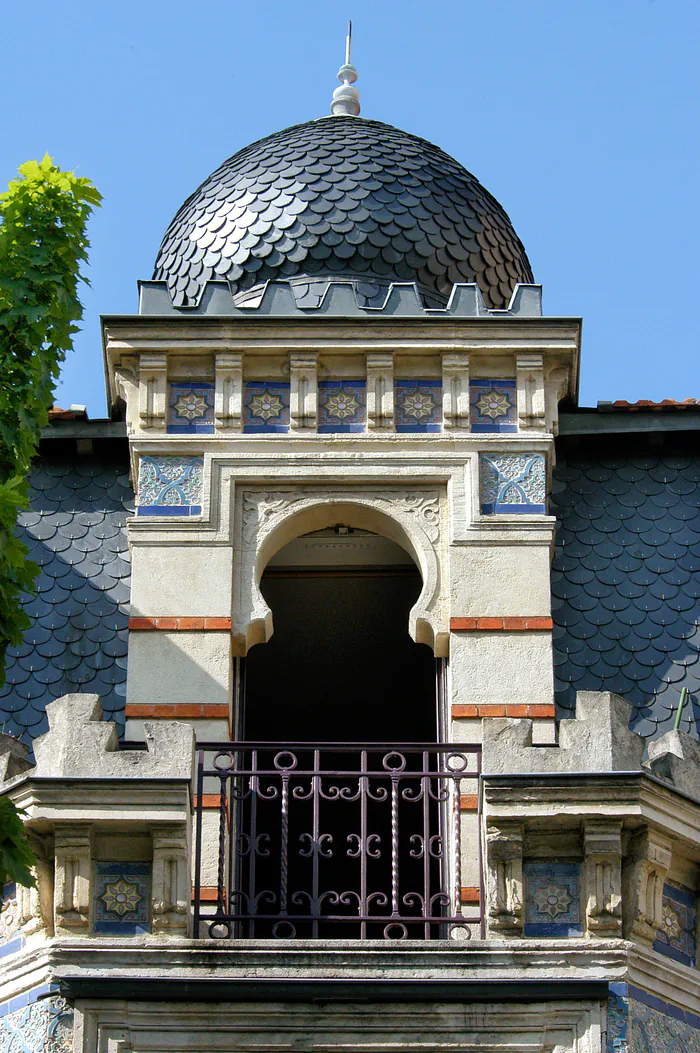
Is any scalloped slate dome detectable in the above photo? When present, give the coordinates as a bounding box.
[154,117,533,309]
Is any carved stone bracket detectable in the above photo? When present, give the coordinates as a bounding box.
[623,828,672,946]
[516,353,546,431]
[486,821,523,936]
[235,487,446,654]
[583,819,622,937]
[138,353,167,430]
[152,824,190,935]
[290,352,318,430]
[442,353,470,430]
[215,352,243,432]
[54,824,92,936]
[366,353,394,430]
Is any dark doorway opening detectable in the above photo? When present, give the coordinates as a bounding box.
[232,529,446,938]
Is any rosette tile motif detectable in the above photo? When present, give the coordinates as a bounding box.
[243,382,290,432]
[167,381,215,434]
[524,862,582,937]
[550,451,700,737]
[479,453,546,514]
[470,379,517,433]
[94,862,151,934]
[137,455,203,515]
[394,380,441,432]
[653,881,696,967]
[153,117,533,310]
[318,380,366,432]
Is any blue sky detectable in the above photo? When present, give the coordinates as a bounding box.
[1,0,697,415]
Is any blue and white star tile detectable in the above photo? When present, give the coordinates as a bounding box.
[243,381,290,433]
[167,381,215,434]
[94,861,151,935]
[524,861,583,937]
[137,455,203,517]
[394,380,441,432]
[480,452,546,514]
[653,880,696,967]
[470,379,517,433]
[318,380,366,432]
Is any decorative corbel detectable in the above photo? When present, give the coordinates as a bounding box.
[215,352,243,432]
[290,353,318,431]
[138,353,167,430]
[113,358,140,437]
[54,825,92,935]
[516,353,546,431]
[366,353,394,430]
[583,819,622,936]
[623,828,672,946]
[151,825,190,935]
[486,821,524,936]
[442,353,470,430]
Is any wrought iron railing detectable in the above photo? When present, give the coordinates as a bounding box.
[193,743,482,940]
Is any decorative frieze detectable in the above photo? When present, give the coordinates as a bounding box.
[137,455,203,516]
[479,452,546,514]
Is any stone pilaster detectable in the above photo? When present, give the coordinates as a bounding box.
[623,828,672,946]
[290,352,318,431]
[442,353,470,430]
[54,824,92,936]
[215,351,243,432]
[486,821,524,936]
[152,824,190,935]
[583,819,622,937]
[138,352,167,430]
[366,353,394,430]
[516,352,546,431]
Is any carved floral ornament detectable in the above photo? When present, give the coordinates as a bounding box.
[234,488,447,655]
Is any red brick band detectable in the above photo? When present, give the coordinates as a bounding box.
[459,794,478,812]
[193,794,224,809]
[450,617,553,632]
[125,703,229,719]
[460,887,480,905]
[193,886,225,902]
[452,703,555,719]
[128,616,232,631]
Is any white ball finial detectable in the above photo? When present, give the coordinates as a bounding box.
[331,21,360,117]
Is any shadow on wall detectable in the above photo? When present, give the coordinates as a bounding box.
[0,448,132,745]
[551,449,700,741]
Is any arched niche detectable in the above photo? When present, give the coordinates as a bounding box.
[233,489,447,656]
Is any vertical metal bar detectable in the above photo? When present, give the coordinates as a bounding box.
[193,748,205,939]
[312,749,320,937]
[217,770,228,918]
[423,749,430,939]
[280,766,289,917]
[477,748,485,939]
[453,766,463,924]
[360,750,368,939]
[391,768,399,918]
[248,748,258,939]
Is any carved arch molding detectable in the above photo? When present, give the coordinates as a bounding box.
[233,487,448,656]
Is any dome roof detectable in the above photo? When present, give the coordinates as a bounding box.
[154,117,533,310]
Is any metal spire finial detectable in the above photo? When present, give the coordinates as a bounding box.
[331,20,360,117]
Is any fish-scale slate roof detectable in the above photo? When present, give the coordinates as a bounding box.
[0,444,132,744]
[552,445,700,740]
[153,117,533,310]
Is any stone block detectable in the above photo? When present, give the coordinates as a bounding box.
[126,630,232,708]
[647,729,700,798]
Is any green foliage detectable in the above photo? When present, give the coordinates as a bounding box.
[0,796,35,889]
[0,155,100,684]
